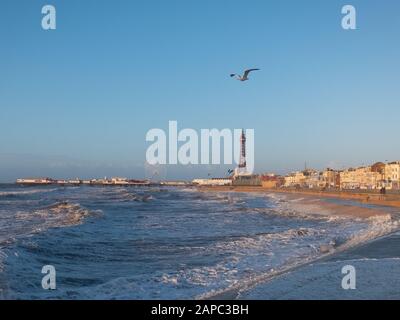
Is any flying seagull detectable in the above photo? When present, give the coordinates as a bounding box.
[230,68,260,81]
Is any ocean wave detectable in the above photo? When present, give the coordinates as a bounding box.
[90,188,154,203]
[255,206,335,221]
[338,214,399,250]
[190,193,246,206]
[2,186,399,299]
[261,196,353,221]
[0,202,100,253]
[122,194,154,202]
[211,228,322,252]
[15,201,101,228]
[154,227,331,298]
[196,213,400,300]
[0,188,58,197]
[114,193,154,203]
[0,201,101,274]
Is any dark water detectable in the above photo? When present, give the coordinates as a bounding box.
[0,184,394,299]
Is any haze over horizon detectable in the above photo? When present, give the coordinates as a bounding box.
[1,0,400,182]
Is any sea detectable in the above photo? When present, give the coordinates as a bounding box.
[0,184,399,299]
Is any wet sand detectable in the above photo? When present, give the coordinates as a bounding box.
[198,186,400,207]
[273,189,400,209]
[271,193,392,219]
[198,186,397,219]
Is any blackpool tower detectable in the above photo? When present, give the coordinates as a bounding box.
[234,129,249,177]
[239,129,247,169]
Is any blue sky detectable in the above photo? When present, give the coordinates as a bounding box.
[1,0,399,181]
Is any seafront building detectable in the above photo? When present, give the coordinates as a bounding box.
[111,177,130,185]
[261,174,285,189]
[322,168,339,188]
[303,169,324,188]
[283,171,306,187]
[339,166,382,190]
[15,149,400,192]
[383,162,400,190]
[281,161,399,191]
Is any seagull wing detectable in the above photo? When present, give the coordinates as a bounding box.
[243,68,260,78]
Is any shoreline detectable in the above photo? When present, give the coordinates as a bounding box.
[197,186,400,210]
[210,226,400,299]
[236,231,400,300]
[199,187,400,300]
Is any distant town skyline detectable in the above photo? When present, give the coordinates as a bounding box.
[1,0,400,182]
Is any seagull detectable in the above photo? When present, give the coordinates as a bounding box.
[230,68,260,81]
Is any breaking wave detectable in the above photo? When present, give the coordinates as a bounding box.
[0,188,58,198]
[197,213,400,299]
[88,188,155,203]
[1,186,399,299]
[15,201,101,230]
[0,201,100,273]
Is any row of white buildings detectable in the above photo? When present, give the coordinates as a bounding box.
[283,161,400,190]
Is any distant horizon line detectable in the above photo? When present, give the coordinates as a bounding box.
[4,158,399,183]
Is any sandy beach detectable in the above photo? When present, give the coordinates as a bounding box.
[198,186,400,211]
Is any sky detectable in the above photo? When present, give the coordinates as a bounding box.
[1,0,400,182]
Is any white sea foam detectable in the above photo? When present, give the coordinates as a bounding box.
[338,214,399,250]
[195,201,400,299]
[91,188,155,203]
[15,201,100,229]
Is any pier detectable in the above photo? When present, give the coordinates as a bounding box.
[16,177,152,186]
